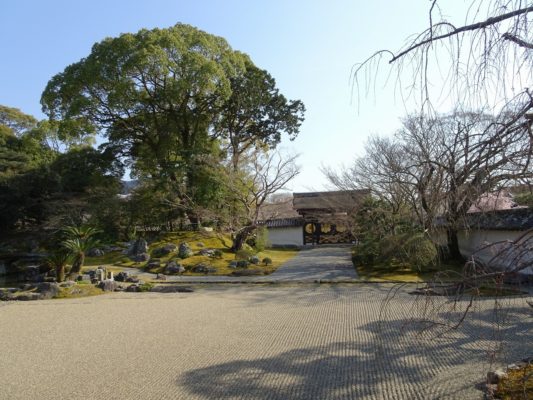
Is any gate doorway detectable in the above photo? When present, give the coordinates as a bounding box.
[303,222,353,245]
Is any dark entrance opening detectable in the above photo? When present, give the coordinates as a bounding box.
[303,222,354,245]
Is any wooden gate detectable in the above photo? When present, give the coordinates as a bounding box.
[303,222,353,245]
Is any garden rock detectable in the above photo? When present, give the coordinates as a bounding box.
[249,256,260,265]
[87,248,104,257]
[133,252,150,262]
[229,261,238,269]
[156,273,167,280]
[178,243,193,259]
[198,248,215,257]
[36,282,60,299]
[98,279,118,292]
[0,291,13,301]
[126,284,140,292]
[191,263,216,274]
[17,292,42,301]
[115,272,129,282]
[152,243,177,257]
[24,266,41,282]
[197,242,205,248]
[19,283,34,291]
[126,276,140,283]
[146,260,160,270]
[127,238,148,256]
[165,261,185,274]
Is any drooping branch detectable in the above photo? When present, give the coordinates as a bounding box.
[390,6,533,64]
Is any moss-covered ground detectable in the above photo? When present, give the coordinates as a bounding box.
[85,231,298,276]
[496,364,533,400]
[354,259,466,283]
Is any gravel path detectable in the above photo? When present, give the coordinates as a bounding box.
[264,246,357,281]
[0,285,530,399]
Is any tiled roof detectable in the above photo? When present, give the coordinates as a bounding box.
[293,190,370,212]
[262,217,304,228]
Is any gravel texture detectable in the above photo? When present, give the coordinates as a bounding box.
[0,284,530,399]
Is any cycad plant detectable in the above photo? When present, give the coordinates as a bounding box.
[46,250,71,283]
[61,225,100,279]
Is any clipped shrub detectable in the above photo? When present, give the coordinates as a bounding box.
[236,260,249,268]
[262,257,272,266]
[235,249,255,261]
[351,241,379,265]
[212,249,223,258]
[138,283,154,292]
[249,256,260,265]
[254,226,270,252]
[402,233,438,271]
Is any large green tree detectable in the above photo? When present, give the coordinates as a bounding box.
[41,24,250,222]
[41,24,305,228]
[214,61,305,171]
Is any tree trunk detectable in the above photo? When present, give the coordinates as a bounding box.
[68,252,84,279]
[231,225,257,252]
[56,265,65,282]
[446,228,463,261]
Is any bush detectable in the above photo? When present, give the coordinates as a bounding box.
[262,257,272,266]
[402,233,437,271]
[235,249,255,260]
[249,256,260,265]
[236,260,249,268]
[254,227,270,252]
[352,232,437,270]
[138,283,154,292]
[212,249,223,258]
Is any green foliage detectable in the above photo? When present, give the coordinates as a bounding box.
[138,283,154,292]
[262,257,272,266]
[236,260,249,268]
[215,60,305,169]
[45,250,71,283]
[235,249,255,261]
[41,23,247,181]
[60,225,101,278]
[253,226,270,252]
[351,197,436,270]
[212,249,223,258]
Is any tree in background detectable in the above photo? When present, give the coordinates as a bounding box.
[327,109,533,261]
[227,150,300,251]
[41,24,248,225]
[214,60,305,171]
[41,24,304,230]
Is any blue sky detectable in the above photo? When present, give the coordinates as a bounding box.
[0,0,467,191]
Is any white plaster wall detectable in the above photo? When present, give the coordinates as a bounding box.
[267,227,303,247]
[432,229,532,275]
[458,230,532,275]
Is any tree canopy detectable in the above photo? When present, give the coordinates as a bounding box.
[36,23,304,238]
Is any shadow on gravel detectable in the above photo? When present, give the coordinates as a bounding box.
[178,304,531,399]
